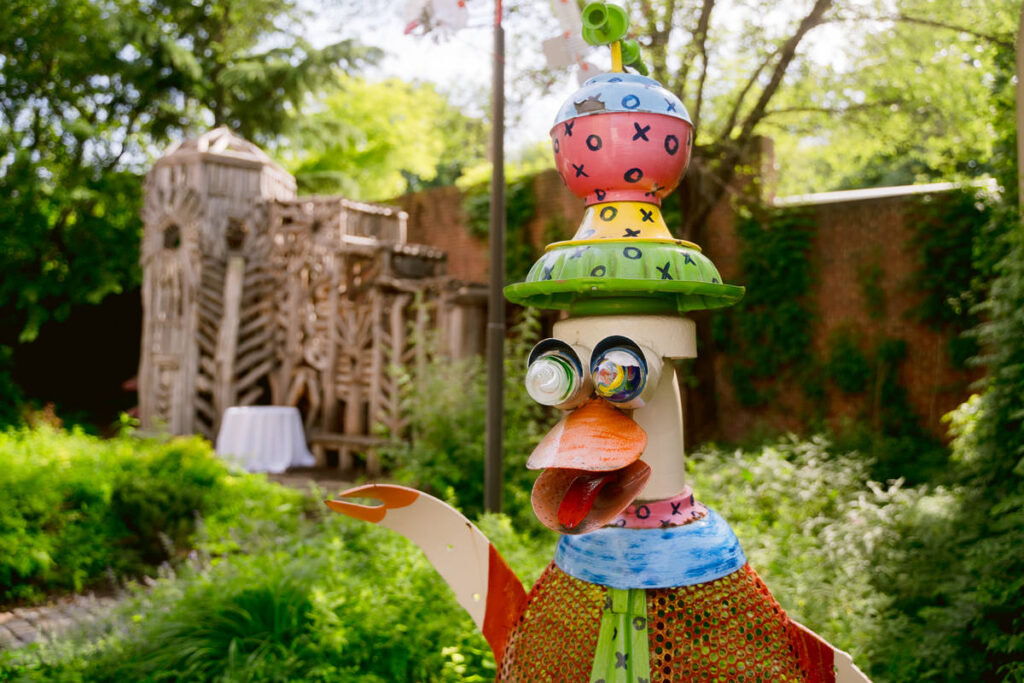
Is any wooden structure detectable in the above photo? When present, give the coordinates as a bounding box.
[139,128,485,469]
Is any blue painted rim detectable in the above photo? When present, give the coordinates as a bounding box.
[553,72,691,126]
[554,508,747,589]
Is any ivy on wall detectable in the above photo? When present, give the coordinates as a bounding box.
[462,176,538,284]
[712,204,818,408]
[713,191,999,481]
[906,188,999,369]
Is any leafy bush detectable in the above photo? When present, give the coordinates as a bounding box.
[687,435,928,670]
[0,425,296,603]
[0,495,553,682]
[382,310,556,531]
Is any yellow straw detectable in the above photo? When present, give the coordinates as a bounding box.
[611,41,623,72]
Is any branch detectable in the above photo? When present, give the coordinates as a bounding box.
[678,0,715,108]
[765,99,900,117]
[729,0,834,148]
[895,13,1014,49]
[637,0,675,86]
[690,0,715,129]
[686,0,834,234]
[718,46,776,142]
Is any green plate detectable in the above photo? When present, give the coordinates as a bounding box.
[505,241,744,315]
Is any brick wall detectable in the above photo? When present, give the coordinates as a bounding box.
[397,173,977,443]
[706,194,979,442]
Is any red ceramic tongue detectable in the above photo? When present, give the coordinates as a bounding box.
[532,460,652,535]
[557,471,613,528]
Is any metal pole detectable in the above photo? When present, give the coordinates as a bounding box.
[484,0,506,513]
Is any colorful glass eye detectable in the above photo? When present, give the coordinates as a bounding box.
[526,352,581,406]
[591,347,647,403]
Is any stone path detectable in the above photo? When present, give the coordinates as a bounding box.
[0,594,118,650]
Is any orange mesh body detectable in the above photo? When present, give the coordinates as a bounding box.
[499,562,606,682]
[646,564,832,682]
[498,563,834,683]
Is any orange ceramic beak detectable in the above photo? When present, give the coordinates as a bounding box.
[526,398,647,472]
[527,398,650,535]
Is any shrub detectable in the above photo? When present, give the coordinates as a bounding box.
[687,435,928,669]
[0,425,296,604]
[0,500,554,682]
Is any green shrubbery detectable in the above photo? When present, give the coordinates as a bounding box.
[382,310,556,532]
[1,486,553,682]
[0,425,298,604]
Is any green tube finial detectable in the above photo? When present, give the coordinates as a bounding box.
[581,2,629,46]
[580,3,648,75]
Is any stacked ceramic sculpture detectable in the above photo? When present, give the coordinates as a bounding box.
[326,3,872,681]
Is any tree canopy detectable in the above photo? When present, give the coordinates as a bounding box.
[283,74,487,200]
[612,0,1019,235]
[0,0,376,343]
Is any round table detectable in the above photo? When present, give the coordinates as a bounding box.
[215,406,316,473]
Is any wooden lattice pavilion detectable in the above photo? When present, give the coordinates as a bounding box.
[138,128,485,469]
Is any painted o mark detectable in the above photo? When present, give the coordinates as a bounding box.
[590,265,607,277]
[552,137,560,153]
[599,206,618,221]
[624,247,642,260]
[621,94,640,110]
[563,120,575,136]
[633,616,647,630]
[609,76,623,82]
[624,167,643,183]
[632,122,651,141]
[636,505,650,518]
[595,189,607,201]
[586,134,602,151]
[665,134,680,155]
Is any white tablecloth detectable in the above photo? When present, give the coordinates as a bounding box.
[215,406,316,473]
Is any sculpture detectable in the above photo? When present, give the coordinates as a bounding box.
[327,4,872,680]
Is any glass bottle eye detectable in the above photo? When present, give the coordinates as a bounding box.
[526,339,587,408]
[526,352,581,406]
[591,346,647,403]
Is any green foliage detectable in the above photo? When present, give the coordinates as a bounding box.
[713,204,817,406]
[0,347,24,426]
[763,0,1016,195]
[0,488,554,682]
[0,0,374,343]
[461,176,539,284]
[382,310,555,532]
[856,258,887,320]
[287,75,485,200]
[824,328,871,394]
[907,188,1000,368]
[689,436,930,668]
[0,426,297,604]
